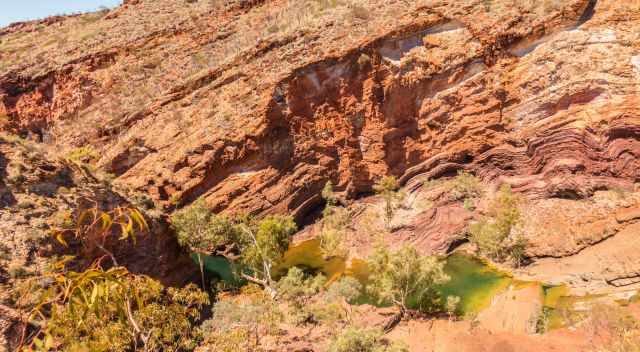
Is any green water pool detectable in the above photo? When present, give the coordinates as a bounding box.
[437,253,513,315]
[193,240,514,316]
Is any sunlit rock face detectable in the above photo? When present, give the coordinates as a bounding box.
[2,0,637,221]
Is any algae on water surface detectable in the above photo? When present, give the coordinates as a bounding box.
[437,253,513,315]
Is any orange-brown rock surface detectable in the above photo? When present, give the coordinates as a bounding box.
[3,0,638,222]
[2,0,640,350]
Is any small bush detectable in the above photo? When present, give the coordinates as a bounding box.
[172,200,297,296]
[357,53,372,69]
[65,146,98,163]
[450,170,483,201]
[276,267,326,324]
[366,244,449,314]
[171,199,232,253]
[468,184,527,265]
[311,276,363,325]
[201,290,282,350]
[21,265,208,352]
[326,276,362,304]
[276,267,326,305]
[51,206,148,265]
[320,181,350,258]
[373,176,404,229]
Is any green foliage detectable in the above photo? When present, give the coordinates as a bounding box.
[65,146,98,164]
[276,267,326,324]
[320,181,351,259]
[171,199,234,253]
[51,206,148,265]
[308,276,363,326]
[468,184,527,265]
[463,197,475,211]
[536,306,553,333]
[319,227,348,259]
[319,204,350,259]
[276,267,326,303]
[445,295,461,318]
[366,245,449,313]
[201,289,282,351]
[171,201,296,294]
[24,262,208,352]
[451,170,483,201]
[357,53,372,68]
[326,276,362,304]
[373,176,404,229]
[327,326,408,352]
[322,181,338,207]
[240,215,296,279]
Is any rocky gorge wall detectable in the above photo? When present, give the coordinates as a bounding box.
[2,0,640,350]
[2,0,638,222]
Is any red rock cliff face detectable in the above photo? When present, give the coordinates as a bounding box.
[1,0,639,220]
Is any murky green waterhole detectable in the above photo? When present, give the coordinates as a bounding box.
[194,239,639,327]
[195,239,512,315]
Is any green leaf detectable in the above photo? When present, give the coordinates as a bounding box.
[131,209,148,231]
[119,217,134,240]
[101,212,113,230]
[54,231,69,247]
[90,283,98,305]
[33,337,44,349]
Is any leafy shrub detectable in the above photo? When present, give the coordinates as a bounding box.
[366,244,449,314]
[326,276,362,304]
[445,295,461,319]
[373,176,404,229]
[468,184,527,265]
[327,326,408,352]
[22,262,208,352]
[201,289,282,351]
[276,266,326,324]
[357,53,372,68]
[450,170,483,201]
[277,267,326,303]
[171,200,297,296]
[171,199,232,253]
[322,181,338,208]
[319,226,348,259]
[319,181,351,258]
[51,206,148,266]
[308,276,364,325]
[65,146,98,164]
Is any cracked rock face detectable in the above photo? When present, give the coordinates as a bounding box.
[5,0,638,220]
[1,0,640,264]
[3,0,640,287]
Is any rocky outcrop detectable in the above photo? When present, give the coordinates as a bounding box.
[3,0,640,350]
[2,0,638,222]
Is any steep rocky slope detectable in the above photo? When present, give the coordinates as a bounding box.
[2,0,640,350]
[0,134,196,349]
[4,0,638,220]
